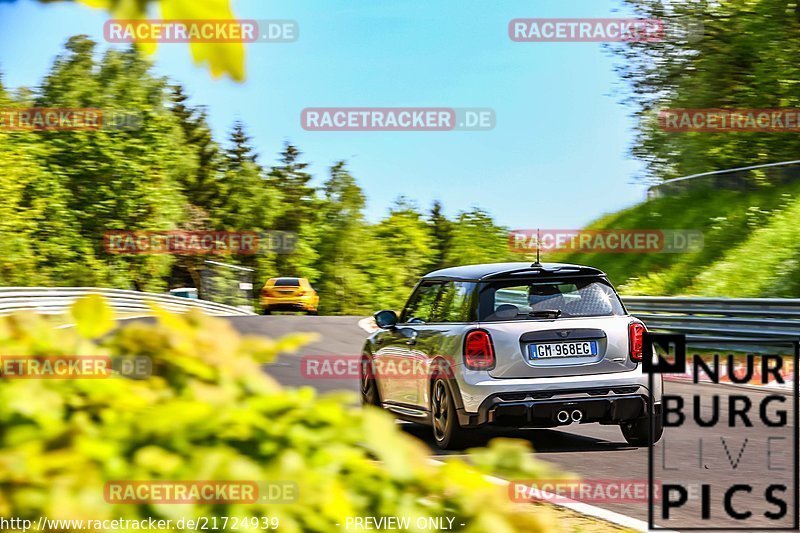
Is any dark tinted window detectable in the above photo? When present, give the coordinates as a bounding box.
[275,277,300,287]
[478,277,625,321]
[430,282,476,322]
[401,282,442,323]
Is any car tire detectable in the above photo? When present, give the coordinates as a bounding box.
[431,378,473,450]
[360,356,381,407]
[307,310,318,315]
[620,414,663,446]
[261,307,271,315]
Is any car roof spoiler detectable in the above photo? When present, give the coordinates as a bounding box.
[480,265,605,280]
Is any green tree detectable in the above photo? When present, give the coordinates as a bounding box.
[266,143,320,282]
[216,122,275,230]
[170,85,224,214]
[445,207,514,266]
[57,0,247,81]
[0,96,88,285]
[0,36,525,309]
[211,123,281,301]
[267,143,317,232]
[618,0,800,182]
[35,37,192,291]
[366,198,436,310]
[315,162,372,314]
[428,200,453,270]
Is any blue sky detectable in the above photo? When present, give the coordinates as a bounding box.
[0,0,646,229]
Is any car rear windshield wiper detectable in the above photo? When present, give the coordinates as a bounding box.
[528,309,562,319]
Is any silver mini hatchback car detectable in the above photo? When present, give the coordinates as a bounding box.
[361,262,663,449]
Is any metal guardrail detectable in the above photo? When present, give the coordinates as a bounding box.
[1,289,797,342]
[498,290,799,343]
[647,159,800,199]
[0,287,256,317]
[623,296,800,344]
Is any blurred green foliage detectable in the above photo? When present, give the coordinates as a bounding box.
[553,0,800,296]
[12,0,800,310]
[555,180,800,296]
[619,0,800,182]
[0,297,560,532]
[68,0,246,81]
[0,37,519,314]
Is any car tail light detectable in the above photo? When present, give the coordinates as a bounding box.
[464,330,495,370]
[629,321,646,362]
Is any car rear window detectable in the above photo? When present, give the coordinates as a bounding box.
[274,277,300,287]
[477,277,625,321]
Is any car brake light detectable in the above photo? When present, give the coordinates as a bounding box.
[464,330,495,370]
[629,321,646,362]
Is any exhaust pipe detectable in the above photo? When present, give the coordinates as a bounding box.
[571,410,583,423]
[556,410,570,424]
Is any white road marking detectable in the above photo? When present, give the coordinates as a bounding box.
[428,457,669,532]
[358,316,378,333]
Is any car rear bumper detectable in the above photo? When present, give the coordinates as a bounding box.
[479,393,650,427]
[450,366,662,427]
[261,296,318,310]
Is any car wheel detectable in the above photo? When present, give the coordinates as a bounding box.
[307,309,318,315]
[431,378,472,450]
[261,307,271,315]
[360,356,380,407]
[620,414,663,446]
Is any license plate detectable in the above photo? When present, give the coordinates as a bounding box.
[529,341,597,359]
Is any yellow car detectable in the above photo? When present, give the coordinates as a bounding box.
[260,277,319,315]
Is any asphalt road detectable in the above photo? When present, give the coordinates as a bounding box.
[228,315,798,531]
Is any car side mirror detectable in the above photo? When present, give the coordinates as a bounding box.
[374,310,398,329]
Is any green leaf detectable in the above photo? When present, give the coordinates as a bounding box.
[69,295,115,338]
[75,0,244,81]
[161,0,245,82]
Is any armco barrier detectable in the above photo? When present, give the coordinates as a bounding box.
[0,287,255,317]
[498,289,799,342]
[2,289,799,340]
[623,295,800,342]
[647,159,800,199]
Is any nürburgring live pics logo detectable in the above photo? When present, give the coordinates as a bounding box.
[644,333,799,530]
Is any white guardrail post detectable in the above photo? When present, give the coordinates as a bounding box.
[0,287,256,317]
